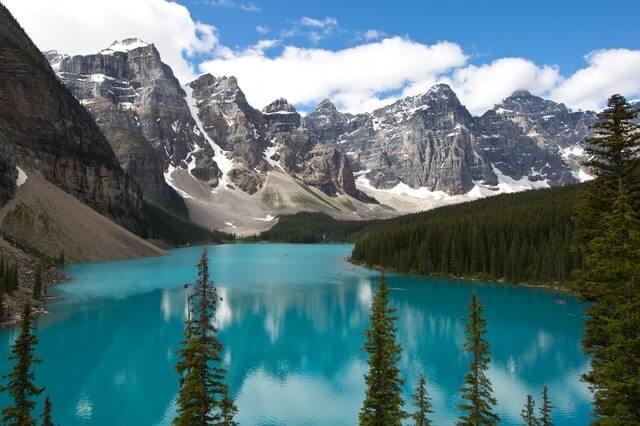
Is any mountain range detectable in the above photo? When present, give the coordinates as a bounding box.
[41,38,600,234]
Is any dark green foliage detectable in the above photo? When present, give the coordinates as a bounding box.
[174,250,237,426]
[457,293,499,426]
[574,94,640,249]
[411,374,433,426]
[574,184,640,423]
[539,386,553,426]
[573,95,640,424]
[32,265,42,300]
[1,303,44,426]
[360,274,405,426]
[41,396,53,426]
[352,185,582,285]
[142,197,234,246]
[254,212,379,243]
[521,394,539,426]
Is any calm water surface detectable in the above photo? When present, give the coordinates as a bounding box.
[0,244,591,425]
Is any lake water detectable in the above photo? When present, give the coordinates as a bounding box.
[0,244,591,425]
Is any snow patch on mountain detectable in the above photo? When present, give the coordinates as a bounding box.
[163,164,194,199]
[100,38,150,55]
[16,166,27,188]
[183,84,233,187]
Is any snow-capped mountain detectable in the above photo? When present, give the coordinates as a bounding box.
[45,39,598,233]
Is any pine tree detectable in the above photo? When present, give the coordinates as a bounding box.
[572,95,640,423]
[457,293,499,426]
[574,94,640,250]
[411,374,433,426]
[574,183,640,422]
[174,249,236,426]
[32,265,43,301]
[41,396,53,426]
[1,303,44,425]
[539,386,553,426]
[521,394,539,426]
[359,273,405,426]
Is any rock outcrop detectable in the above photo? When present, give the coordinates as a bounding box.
[0,4,145,232]
[44,39,210,214]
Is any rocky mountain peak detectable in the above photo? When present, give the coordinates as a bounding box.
[315,98,339,113]
[263,98,296,114]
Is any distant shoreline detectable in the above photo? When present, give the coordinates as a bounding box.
[348,258,573,294]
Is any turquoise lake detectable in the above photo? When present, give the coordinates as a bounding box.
[0,244,592,425]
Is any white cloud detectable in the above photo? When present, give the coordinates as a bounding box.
[5,0,640,115]
[2,0,217,82]
[444,58,562,115]
[298,16,338,29]
[204,0,260,12]
[551,49,640,111]
[256,25,270,35]
[199,37,467,112]
[357,29,387,42]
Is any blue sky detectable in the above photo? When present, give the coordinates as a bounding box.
[6,0,640,114]
[182,0,640,74]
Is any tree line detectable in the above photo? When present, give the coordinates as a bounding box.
[351,184,581,286]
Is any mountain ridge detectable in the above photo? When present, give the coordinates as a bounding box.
[45,38,599,234]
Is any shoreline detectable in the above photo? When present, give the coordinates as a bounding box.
[348,258,573,294]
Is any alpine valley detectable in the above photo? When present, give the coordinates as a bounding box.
[0,1,613,323]
[42,38,600,235]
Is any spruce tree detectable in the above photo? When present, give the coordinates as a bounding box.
[574,183,640,422]
[359,273,405,426]
[41,396,53,426]
[1,303,44,425]
[574,94,640,250]
[521,394,539,426]
[457,293,499,426]
[411,374,433,426]
[174,249,236,426]
[539,386,552,426]
[572,95,640,423]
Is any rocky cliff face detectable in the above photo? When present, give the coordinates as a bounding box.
[0,5,144,231]
[476,90,596,183]
[0,141,17,207]
[43,33,600,221]
[44,39,208,214]
[303,85,497,194]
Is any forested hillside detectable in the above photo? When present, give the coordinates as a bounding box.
[351,185,583,285]
[254,212,378,243]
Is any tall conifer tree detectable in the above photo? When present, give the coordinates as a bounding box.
[411,374,433,426]
[174,249,237,426]
[457,293,499,426]
[573,94,640,423]
[1,303,44,425]
[359,273,405,426]
[575,183,640,422]
[521,394,539,426]
[539,386,553,426]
